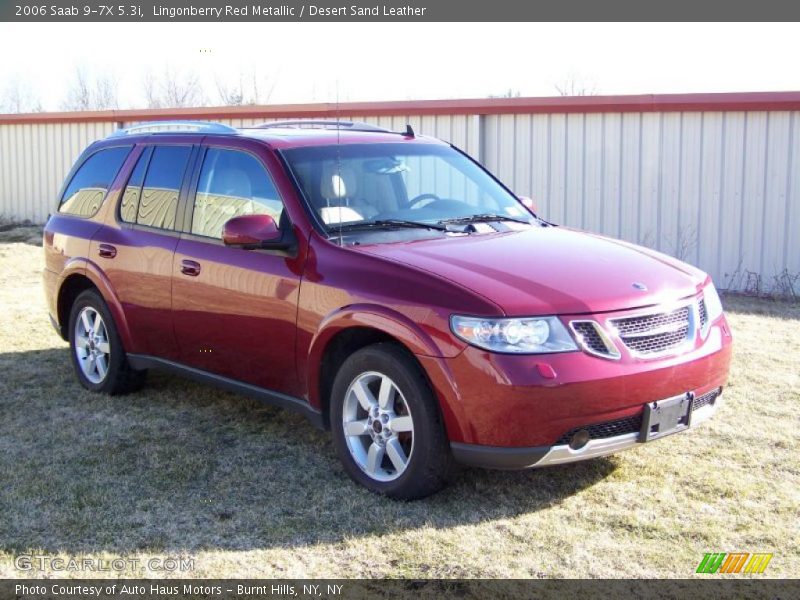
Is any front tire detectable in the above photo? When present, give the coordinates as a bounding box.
[330,343,451,499]
[68,289,146,395]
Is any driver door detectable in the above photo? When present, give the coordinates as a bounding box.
[171,143,303,396]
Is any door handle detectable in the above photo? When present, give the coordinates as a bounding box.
[98,243,117,259]
[180,259,201,276]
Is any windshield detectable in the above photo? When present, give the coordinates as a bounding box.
[281,143,533,231]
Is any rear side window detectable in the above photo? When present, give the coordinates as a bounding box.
[119,147,152,223]
[59,146,131,217]
[136,146,192,230]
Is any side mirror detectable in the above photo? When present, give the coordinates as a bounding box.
[222,214,287,249]
[517,195,537,214]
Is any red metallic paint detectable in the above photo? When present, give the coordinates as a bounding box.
[172,235,304,394]
[437,314,732,446]
[296,236,501,407]
[93,225,181,358]
[43,126,733,460]
[353,227,709,316]
[222,214,281,246]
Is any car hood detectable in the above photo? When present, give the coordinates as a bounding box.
[353,227,708,316]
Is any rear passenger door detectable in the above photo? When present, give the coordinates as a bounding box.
[171,143,303,395]
[95,143,198,360]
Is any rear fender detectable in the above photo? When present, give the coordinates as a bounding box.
[57,258,134,352]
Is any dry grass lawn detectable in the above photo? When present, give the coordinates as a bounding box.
[0,235,797,579]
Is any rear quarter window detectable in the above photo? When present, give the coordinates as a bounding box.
[58,146,132,217]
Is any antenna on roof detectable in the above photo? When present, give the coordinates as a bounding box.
[335,81,344,248]
[404,124,415,137]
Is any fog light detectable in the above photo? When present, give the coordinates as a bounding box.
[569,430,591,450]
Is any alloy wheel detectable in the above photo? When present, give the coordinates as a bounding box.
[74,306,111,384]
[342,371,415,482]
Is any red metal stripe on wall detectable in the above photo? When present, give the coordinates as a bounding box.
[2,92,800,125]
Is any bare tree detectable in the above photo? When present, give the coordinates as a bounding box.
[555,75,598,97]
[488,88,522,99]
[163,68,203,108]
[93,74,119,110]
[215,69,277,106]
[1,76,42,113]
[62,68,92,111]
[143,72,162,109]
[216,77,245,106]
[142,67,206,108]
[61,67,119,111]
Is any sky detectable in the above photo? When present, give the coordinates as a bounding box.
[1,22,799,111]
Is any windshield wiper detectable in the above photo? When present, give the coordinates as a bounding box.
[335,219,449,232]
[438,213,532,226]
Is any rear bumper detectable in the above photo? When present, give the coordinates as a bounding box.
[49,314,61,336]
[42,267,64,339]
[452,389,722,469]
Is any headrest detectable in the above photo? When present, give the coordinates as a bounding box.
[320,164,358,200]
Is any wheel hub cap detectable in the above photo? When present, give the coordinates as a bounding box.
[74,306,110,385]
[342,371,415,483]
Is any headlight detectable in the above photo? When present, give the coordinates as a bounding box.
[450,315,578,354]
[704,282,724,322]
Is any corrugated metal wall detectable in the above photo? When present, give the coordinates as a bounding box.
[0,121,119,223]
[1,108,798,293]
[479,111,800,293]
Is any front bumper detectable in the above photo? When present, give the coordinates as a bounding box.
[420,311,732,451]
[452,388,722,469]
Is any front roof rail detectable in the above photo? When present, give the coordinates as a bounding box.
[255,120,391,133]
[109,121,239,137]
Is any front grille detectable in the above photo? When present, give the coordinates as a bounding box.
[571,321,610,355]
[621,328,690,354]
[556,414,643,445]
[611,305,692,356]
[698,298,708,329]
[612,306,690,336]
[693,388,720,410]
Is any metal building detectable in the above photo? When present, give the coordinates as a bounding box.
[1,92,798,294]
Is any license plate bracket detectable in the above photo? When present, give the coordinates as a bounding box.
[640,393,693,442]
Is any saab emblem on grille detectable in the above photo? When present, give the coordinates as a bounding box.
[632,282,648,291]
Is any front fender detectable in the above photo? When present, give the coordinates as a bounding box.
[304,304,456,409]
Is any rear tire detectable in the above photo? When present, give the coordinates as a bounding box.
[68,289,146,395]
[330,343,451,499]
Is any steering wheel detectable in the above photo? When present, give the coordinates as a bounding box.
[408,193,441,209]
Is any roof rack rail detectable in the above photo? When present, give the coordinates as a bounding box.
[109,121,238,137]
[255,120,391,133]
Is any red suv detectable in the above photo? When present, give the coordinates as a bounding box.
[43,120,732,499]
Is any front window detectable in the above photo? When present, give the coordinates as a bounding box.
[191,148,284,239]
[282,143,533,231]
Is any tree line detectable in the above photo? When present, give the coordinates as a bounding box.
[1,67,597,114]
[0,66,278,113]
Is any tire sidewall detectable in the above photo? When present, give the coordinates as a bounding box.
[330,344,448,498]
[68,290,123,394]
